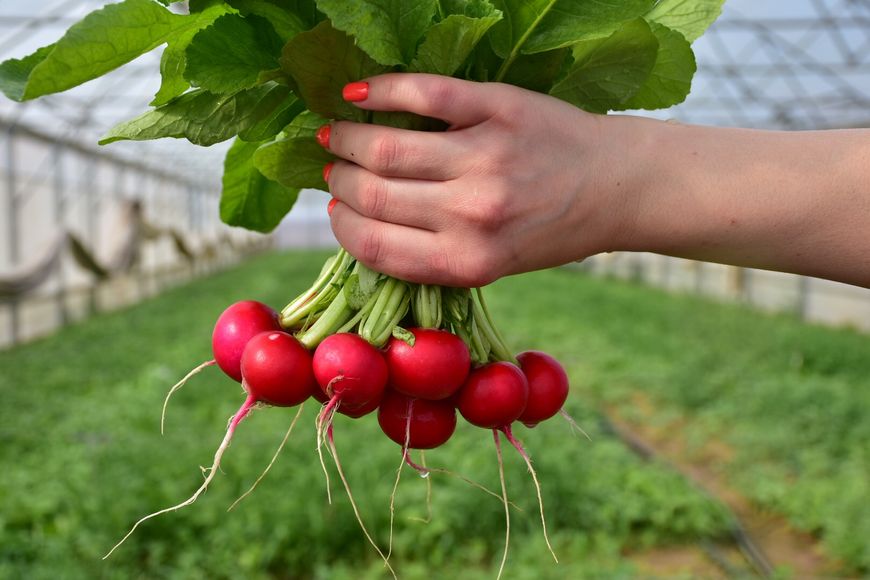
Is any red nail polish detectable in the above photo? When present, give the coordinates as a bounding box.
[315,124,331,148]
[327,198,338,216]
[322,162,334,183]
[342,81,369,102]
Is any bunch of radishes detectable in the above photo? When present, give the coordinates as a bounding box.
[108,252,573,576]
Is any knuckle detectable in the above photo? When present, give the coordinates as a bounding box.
[424,80,457,117]
[369,134,402,174]
[359,176,390,220]
[360,225,388,268]
[463,191,510,232]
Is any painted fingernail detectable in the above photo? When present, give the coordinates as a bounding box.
[322,162,334,183]
[327,198,338,216]
[315,124,331,148]
[342,81,369,102]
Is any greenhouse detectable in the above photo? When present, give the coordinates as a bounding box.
[1,1,868,578]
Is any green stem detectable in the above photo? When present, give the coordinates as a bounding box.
[493,0,558,83]
[297,287,354,349]
[473,288,516,364]
[360,278,409,347]
[281,249,353,329]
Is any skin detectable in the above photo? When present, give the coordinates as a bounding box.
[324,73,870,288]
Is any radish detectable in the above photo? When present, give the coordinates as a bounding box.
[338,395,382,418]
[378,390,457,450]
[105,329,313,559]
[241,331,316,407]
[516,351,570,427]
[313,333,388,411]
[457,362,529,429]
[384,328,471,400]
[161,300,282,433]
[212,300,282,382]
[311,333,395,577]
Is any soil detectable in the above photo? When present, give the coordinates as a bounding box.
[607,393,849,579]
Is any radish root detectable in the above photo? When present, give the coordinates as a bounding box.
[315,395,340,504]
[160,359,216,435]
[105,394,256,559]
[387,400,413,560]
[326,426,397,579]
[402,452,522,510]
[408,450,433,524]
[501,425,558,563]
[228,403,306,511]
[559,408,591,441]
[493,429,510,580]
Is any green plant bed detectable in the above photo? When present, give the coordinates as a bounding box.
[496,267,870,574]
[0,250,733,579]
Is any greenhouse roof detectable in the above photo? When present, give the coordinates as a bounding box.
[0,0,867,190]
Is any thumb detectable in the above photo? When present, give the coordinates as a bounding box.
[343,73,498,128]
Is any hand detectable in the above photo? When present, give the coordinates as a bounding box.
[321,73,630,287]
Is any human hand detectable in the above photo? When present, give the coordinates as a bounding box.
[320,73,634,287]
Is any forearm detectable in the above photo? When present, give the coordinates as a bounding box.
[608,116,870,287]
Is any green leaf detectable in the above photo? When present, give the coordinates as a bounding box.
[279,21,389,121]
[524,0,656,54]
[254,136,335,190]
[100,83,295,146]
[0,0,190,101]
[490,0,654,63]
[185,14,284,94]
[152,4,234,106]
[411,13,501,76]
[344,265,382,310]
[500,48,570,93]
[220,138,300,233]
[239,94,305,142]
[549,18,658,114]
[617,22,696,111]
[645,0,724,43]
[315,0,438,66]
[282,110,329,139]
[227,0,308,41]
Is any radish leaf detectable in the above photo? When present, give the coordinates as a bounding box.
[185,14,284,94]
[411,13,501,76]
[549,19,658,113]
[254,136,335,190]
[100,83,295,146]
[221,138,300,233]
[280,21,389,122]
[618,22,696,110]
[0,0,192,101]
[645,0,725,43]
[315,0,438,66]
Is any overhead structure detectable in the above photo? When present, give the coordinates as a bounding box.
[0,0,867,187]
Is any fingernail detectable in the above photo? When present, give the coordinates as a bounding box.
[327,198,338,216]
[322,162,334,183]
[342,81,369,102]
[315,124,331,149]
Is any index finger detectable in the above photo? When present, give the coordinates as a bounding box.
[344,73,500,129]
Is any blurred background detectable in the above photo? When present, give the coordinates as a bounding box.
[0,1,868,579]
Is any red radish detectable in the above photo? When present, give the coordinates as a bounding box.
[385,328,471,400]
[378,390,457,449]
[106,329,313,559]
[212,300,282,382]
[457,362,529,429]
[313,333,388,409]
[241,331,316,407]
[338,395,382,419]
[516,351,569,427]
